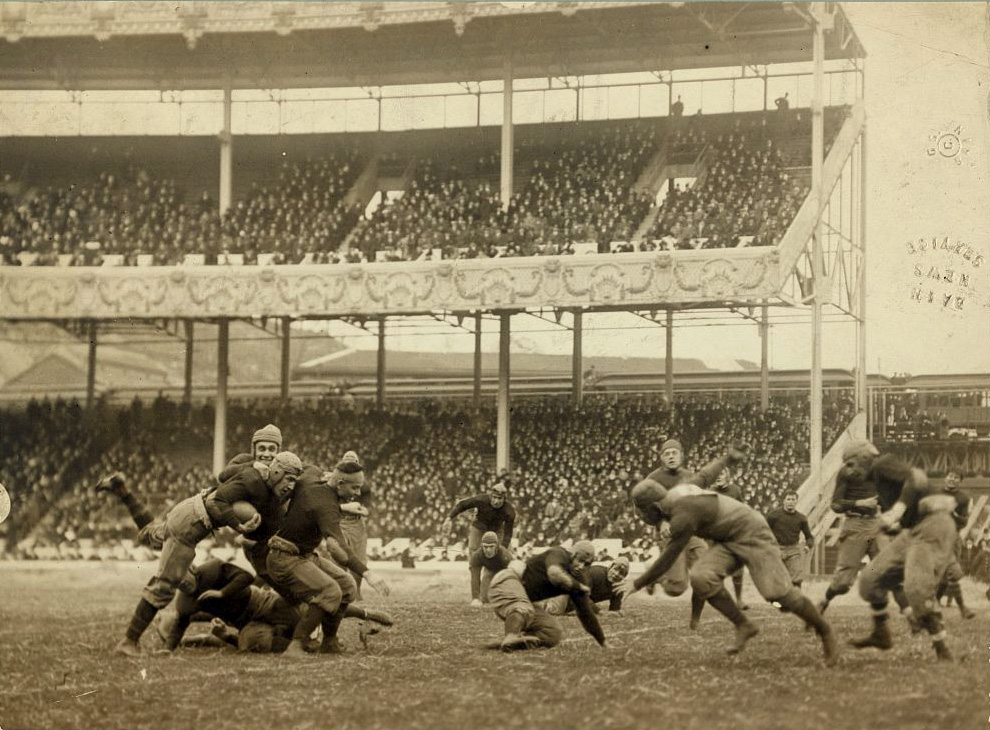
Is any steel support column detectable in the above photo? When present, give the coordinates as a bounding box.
[213,319,229,475]
[760,304,770,412]
[572,309,584,406]
[809,4,826,490]
[665,310,674,404]
[500,58,514,210]
[219,86,233,217]
[496,312,511,473]
[85,320,97,409]
[377,317,386,406]
[473,312,483,407]
[281,316,291,402]
[183,320,194,403]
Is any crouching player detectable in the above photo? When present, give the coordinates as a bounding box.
[620,480,838,666]
[468,531,513,606]
[267,453,391,658]
[114,452,303,657]
[851,466,971,661]
[485,541,606,651]
[545,557,630,616]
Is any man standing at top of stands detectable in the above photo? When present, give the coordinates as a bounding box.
[113,451,303,657]
[468,531,513,607]
[817,441,915,619]
[442,480,516,605]
[644,438,749,625]
[620,480,838,666]
[766,491,814,588]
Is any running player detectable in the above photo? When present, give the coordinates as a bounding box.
[486,541,606,651]
[851,464,970,661]
[267,453,391,657]
[644,438,749,626]
[113,451,303,657]
[620,480,838,665]
[817,441,913,616]
[442,480,516,605]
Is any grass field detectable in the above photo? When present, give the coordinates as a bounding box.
[1,562,987,730]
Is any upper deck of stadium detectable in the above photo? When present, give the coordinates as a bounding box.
[0,2,865,90]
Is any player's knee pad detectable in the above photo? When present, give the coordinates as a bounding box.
[309,582,343,614]
[137,521,166,551]
[771,587,805,612]
[336,574,359,604]
[538,623,563,648]
[238,622,275,653]
[688,571,721,600]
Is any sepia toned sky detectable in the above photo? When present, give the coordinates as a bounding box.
[4,2,988,376]
[354,1,990,377]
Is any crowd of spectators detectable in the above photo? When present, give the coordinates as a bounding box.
[1,150,363,266]
[3,391,860,559]
[2,109,849,267]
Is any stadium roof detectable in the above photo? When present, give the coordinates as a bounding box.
[0,2,865,91]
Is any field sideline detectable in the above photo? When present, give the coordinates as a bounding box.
[1,562,987,730]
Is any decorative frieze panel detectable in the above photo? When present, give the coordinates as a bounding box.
[0,249,780,321]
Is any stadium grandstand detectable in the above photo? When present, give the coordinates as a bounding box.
[1,0,986,567]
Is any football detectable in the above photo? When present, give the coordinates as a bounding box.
[231,500,259,526]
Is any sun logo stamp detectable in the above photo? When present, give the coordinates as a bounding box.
[0,482,9,525]
[926,125,974,167]
[905,236,983,314]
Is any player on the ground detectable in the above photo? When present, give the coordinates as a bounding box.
[645,438,749,626]
[156,556,394,652]
[468,531,513,606]
[441,480,516,605]
[766,492,814,588]
[545,557,630,616]
[267,452,391,657]
[850,463,970,661]
[486,541,606,651]
[619,480,838,666]
[113,451,303,657]
[817,441,914,619]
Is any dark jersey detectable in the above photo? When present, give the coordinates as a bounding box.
[521,547,586,602]
[711,482,743,502]
[646,454,732,490]
[521,547,606,646]
[832,454,912,516]
[586,565,623,611]
[275,465,368,574]
[469,545,513,574]
[898,482,970,530]
[205,466,283,543]
[449,495,516,543]
[766,508,813,547]
[217,453,255,484]
[177,559,257,631]
[192,558,255,598]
